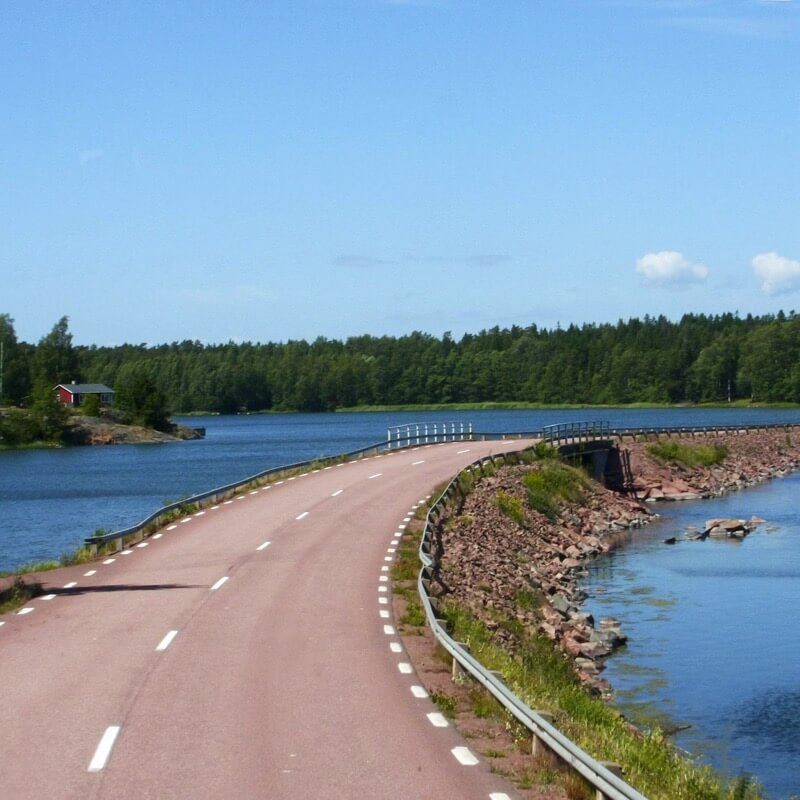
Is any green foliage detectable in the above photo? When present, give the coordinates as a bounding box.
[114,362,171,431]
[430,690,458,718]
[523,463,587,520]
[647,440,729,467]
[443,603,762,800]
[5,310,800,412]
[80,392,101,417]
[496,490,526,526]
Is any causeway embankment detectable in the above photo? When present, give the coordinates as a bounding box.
[435,427,800,693]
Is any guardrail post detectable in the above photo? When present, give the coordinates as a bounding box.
[531,711,554,758]
[452,642,471,683]
[596,763,624,800]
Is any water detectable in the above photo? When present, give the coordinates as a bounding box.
[582,475,800,798]
[2,407,798,572]
[3,406,800,795]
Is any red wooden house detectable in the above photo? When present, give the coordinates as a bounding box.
[55,382,115,408]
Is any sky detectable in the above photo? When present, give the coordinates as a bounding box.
[1,0,799,347]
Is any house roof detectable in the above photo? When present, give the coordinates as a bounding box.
[55,383,115,395]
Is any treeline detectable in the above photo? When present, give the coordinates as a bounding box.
[2,311,800,414]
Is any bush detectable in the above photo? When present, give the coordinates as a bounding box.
[647,441,728,467]
[523,462,587,520]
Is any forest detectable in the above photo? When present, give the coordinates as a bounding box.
[2,311,800,418]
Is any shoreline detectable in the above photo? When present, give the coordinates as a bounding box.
[434,427,800,696]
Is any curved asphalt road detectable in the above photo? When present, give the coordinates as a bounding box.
[0,438,535,799]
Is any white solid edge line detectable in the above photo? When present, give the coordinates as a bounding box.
[256,541,271,551]
[156,630,179,652]
[427,712,449,728]
[88,725,121,772]
[451,746,479,766]
[210,576,229,591]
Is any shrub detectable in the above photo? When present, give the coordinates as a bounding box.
[647,441,728,467]
[523,462,587,520]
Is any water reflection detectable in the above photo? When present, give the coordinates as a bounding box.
[581,473,800,798]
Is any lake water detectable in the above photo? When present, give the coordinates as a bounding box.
[3,406,800,796]
[581,474,800,798]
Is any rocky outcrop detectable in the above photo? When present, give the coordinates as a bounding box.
[64,415,203,445]
[627,429,800,501]
[434,430,800,696]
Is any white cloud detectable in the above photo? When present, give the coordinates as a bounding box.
[635,251,709,285]
[752,252,800,294]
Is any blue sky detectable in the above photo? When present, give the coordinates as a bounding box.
[2,0,799,346]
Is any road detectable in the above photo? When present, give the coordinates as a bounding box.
[0,438,534,799]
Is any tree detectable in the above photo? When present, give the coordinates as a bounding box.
[34,316,81,386]
[0,314,32,405]
[114,363,171,431]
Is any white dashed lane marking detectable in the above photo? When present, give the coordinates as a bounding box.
[84,570,96,577]
[64,582,77,589]
[398,662,413,674]
[368,473,382,479]
[102,559,115,565]
[17,607,34,615]
[155,630,179,652]
[256,541,271,551]
[383,625,395,635]
[296,512,309,520]
[412,460,425,466]
[88,726,121,773]
[427,712,449,728]
[210,577,229,592]
[451,747,480,766]
[411,685,428,698]
[331,489,343,497]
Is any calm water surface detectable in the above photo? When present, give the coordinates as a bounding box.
[3,407,800,795]
[7,406,796,572]
[581,475,800,798]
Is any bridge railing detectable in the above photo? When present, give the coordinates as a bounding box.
[387,421,473,448]
[417,446,648,800]
[542,420,611,445]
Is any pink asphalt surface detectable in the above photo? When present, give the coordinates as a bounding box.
[0,438,534,799]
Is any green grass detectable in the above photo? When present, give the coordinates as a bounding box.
[430,690,459,717]
[523,461,588,520]
[496,490,525,526]
[0,577,42,615]
[647,441,729,468]
[441,602,764,800]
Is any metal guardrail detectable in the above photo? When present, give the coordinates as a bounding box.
[417,448,649,800]
[542,420,611,444]
[387,421,474,448]
[84,429,484,553]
